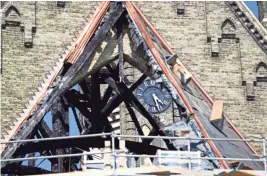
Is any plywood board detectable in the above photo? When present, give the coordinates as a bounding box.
[210,100,223,122]
[172,59,192,84]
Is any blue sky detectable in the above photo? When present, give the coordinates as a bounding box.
[245,1,259,18]
[22,1,260,172]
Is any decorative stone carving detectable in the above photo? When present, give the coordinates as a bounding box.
[221,19,236,34]
[2,3,21,28]
[1,2,35,48]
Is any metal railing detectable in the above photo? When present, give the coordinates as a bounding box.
[1,132,266,175]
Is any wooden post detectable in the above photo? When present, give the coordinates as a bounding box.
[51,98,69,172]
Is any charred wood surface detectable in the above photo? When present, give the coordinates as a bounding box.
[91,71,102,133]
[2,164,52,175]
[51,98,69,172]
[12,137,105,155]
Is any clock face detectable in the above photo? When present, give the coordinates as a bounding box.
[135,79,172,113]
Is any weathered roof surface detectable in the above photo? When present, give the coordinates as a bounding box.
[179,79,263,170]
[1,1,264,171]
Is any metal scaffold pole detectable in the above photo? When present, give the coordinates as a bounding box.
[262,137,267,173]
[111,132,116,175]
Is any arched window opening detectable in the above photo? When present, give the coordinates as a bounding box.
[256,61,267,73]
[5,5,21,25]
[256,62,267,82]
[221,19,236,39]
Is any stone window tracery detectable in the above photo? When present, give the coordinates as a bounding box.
[256,61,267,82]
[221,19,236,39]
[4,5,21,26]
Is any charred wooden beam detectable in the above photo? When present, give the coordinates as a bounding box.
[100,86,113,108]
[85,68,113,84]
[124,100,144,136]
[51,98,69,172]
[66,88,111,134]
[116,18,131,85]
[1,4,125,165]
[26,133,36,167]
[28,153,35,167]
[2,164,52,175]
[12,137,105,155]
[91,71,102,133]
[39,121,54,138]
[38,121,77,172]
[79,79,91,99]
[10,138,164,161]
[71,107,90,134]
[126,140,167,155]
[100,93,123,133]
[100,73,149,133]
[105,66,176,150]
[51,98,69,136]
[65,90,92,122]
[105,77,121,94]
[106,66,161,131]
[129,73,147,91]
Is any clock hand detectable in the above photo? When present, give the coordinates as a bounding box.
[152,94,160,111]
[154,94,164,105]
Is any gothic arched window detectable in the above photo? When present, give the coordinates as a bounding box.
[221,19,236,39]
[256,62,267,82]
[4,5,21,25]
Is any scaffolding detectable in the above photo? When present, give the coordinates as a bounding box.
[1,132,266,175]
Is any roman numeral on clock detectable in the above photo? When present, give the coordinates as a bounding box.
[138,87,144,91]
[144,81,148,87]
[139,98,145,104]
[144,104,149,111]
[163,100,169,105]
[150,80,155,85]
[136,93,142,96]
[151,107,157,112]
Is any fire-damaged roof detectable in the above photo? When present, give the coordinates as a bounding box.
[1,1,265,174]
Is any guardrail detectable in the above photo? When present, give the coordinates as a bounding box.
[1,132,266,175]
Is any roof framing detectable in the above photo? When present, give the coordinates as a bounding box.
[1,1,264,172]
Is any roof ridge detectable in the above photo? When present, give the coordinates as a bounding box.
[1,2,106,143]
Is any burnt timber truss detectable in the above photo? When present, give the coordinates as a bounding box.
[0,1,265,175]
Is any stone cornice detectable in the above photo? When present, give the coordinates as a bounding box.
[227,1,267,55]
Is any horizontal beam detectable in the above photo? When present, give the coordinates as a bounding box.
[2,164,52,175]
[14,137,105,156]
